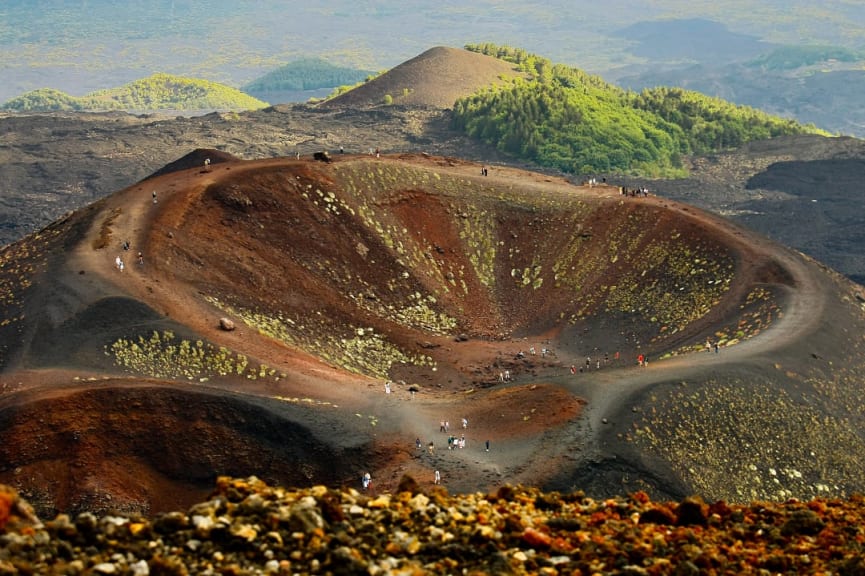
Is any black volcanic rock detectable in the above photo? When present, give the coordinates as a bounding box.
[146,148,239,180]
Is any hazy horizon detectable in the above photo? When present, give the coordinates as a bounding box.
[2,0,865,104]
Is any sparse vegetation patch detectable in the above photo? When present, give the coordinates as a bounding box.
[107,330,282,382]
[629,378,865,503]
[0,229,60,363]
[205,296,435,379]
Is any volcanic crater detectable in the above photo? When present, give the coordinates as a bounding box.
[2,151,865,518]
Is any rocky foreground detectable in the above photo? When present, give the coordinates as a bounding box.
[2,478,865,575]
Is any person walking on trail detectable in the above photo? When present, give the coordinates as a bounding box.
[152,190,157,204]
[434,470,441,485]
[485,440,490,452]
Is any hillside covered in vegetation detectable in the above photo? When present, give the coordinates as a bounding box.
[452,44,828,176]
[747,44,865,71]
[1,73,269,113]
[242,57,376,94]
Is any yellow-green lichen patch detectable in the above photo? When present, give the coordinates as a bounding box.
[107,330,281,382]
[510,257,544,290]
[603,237,734,331]
[349,291,457,334]
[455,208,498,289]
[667,285,782,356]
[205,296,436,379]
[0,229,60,333]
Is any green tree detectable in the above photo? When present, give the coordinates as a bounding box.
[453,43,826,177]
[242,58,375,92]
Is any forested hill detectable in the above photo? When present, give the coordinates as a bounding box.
[1,73,269,113]
[242,58,376,95]
[453,44,828,176]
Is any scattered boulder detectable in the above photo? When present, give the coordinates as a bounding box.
[639,505,677,526]
[781,509,825,536]
[219,318,236,331]
[396,474,422,495]
[676,496,709,526]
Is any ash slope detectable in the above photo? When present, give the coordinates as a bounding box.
[319,46,528,109]
[1,153,865,518]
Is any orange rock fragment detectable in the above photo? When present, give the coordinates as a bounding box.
[523,526,552,548]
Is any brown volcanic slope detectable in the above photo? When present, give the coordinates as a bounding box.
[2,152,865,519]
[319,46,527,109]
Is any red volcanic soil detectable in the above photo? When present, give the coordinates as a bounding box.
[2,150,865,519]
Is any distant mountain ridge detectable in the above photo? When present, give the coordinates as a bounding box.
[242,57,377,102]
[1,73,269,113]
